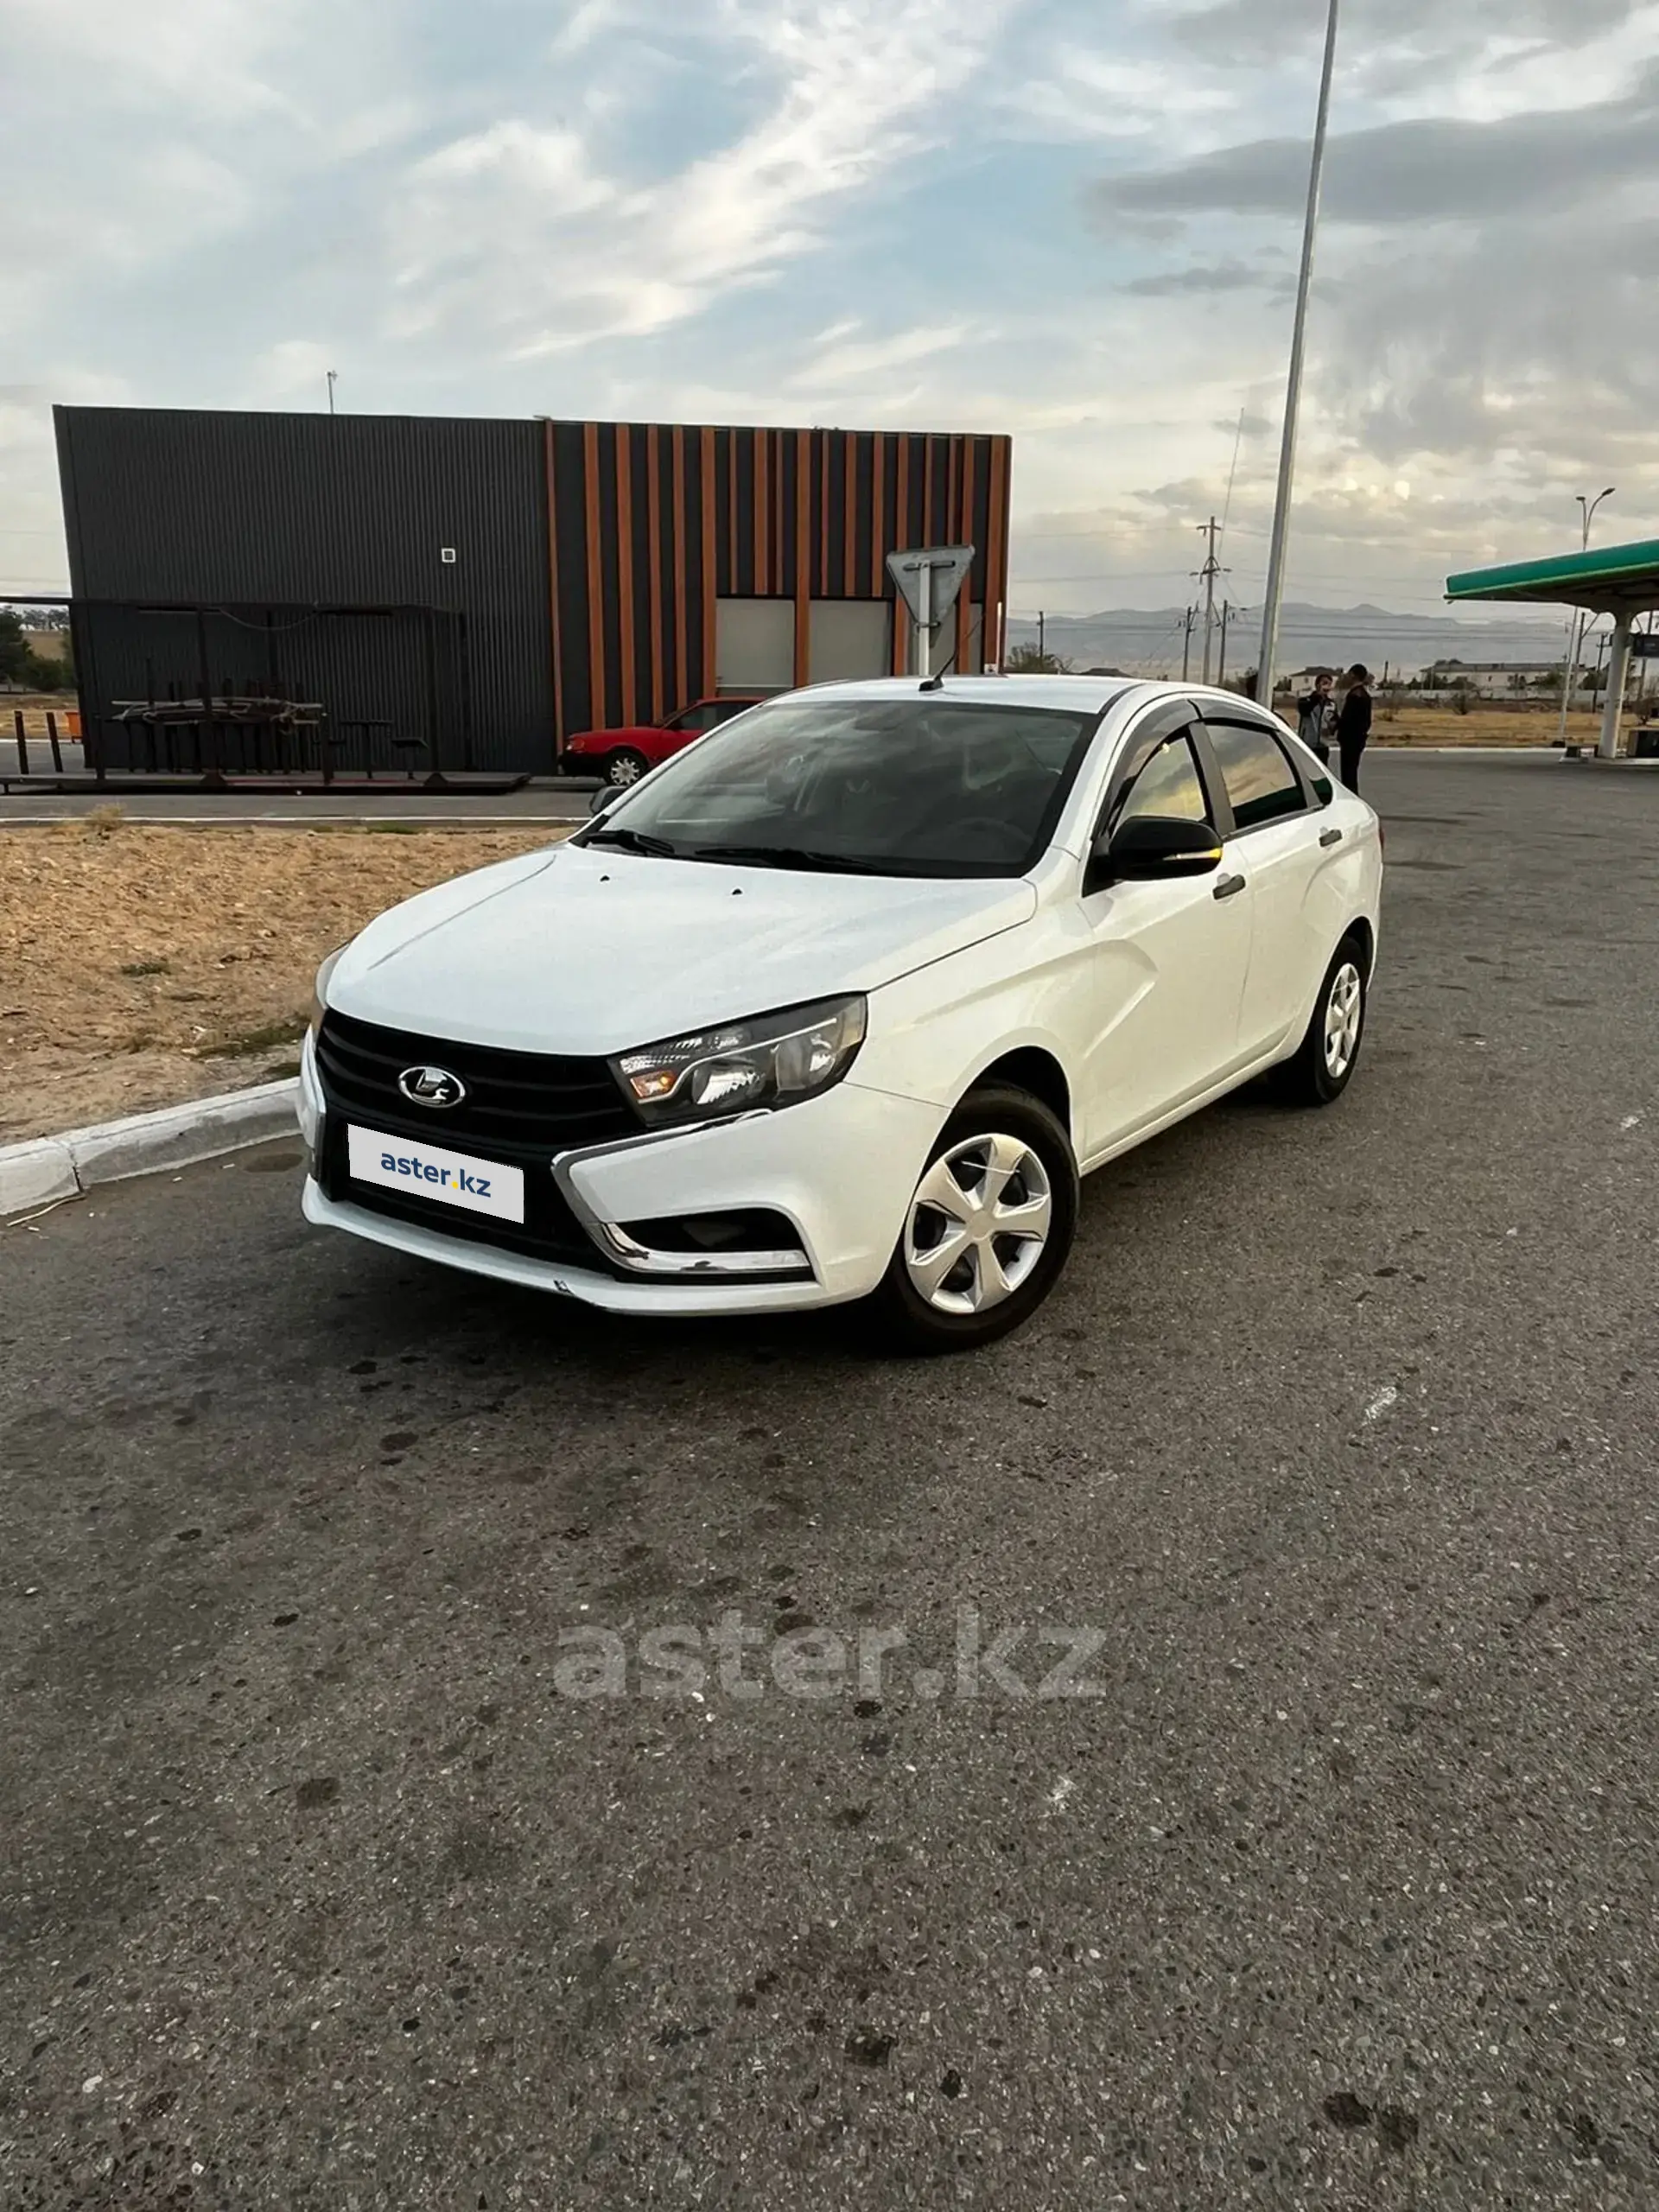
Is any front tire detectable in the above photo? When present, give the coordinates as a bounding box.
[1273,935,1369,1106]
[604,747,649,788]
[867,1085,1078,1354]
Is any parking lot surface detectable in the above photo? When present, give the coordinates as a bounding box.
[3,753,1657,2209]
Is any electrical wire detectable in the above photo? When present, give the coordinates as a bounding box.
[1219,407,1246,550]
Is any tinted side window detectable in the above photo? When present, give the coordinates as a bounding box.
[1207,721,1306,830]
[1113,733,1211,828]
[1281,727,1334,806]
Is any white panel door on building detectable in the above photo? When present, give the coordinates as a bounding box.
[808,601,892,684]
[716,600,796,693]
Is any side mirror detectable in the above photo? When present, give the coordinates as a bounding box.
[1087,814,1224,893]
[588,785,616,818]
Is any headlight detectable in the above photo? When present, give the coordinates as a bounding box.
[309,945,346,1034]
[613,995,867,1128]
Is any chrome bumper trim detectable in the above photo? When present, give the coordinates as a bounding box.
[550,1114,815,1281]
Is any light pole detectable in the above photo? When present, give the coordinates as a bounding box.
[1557,485,1614,749]
[326,370,338,416]
[1254,0,1341,715]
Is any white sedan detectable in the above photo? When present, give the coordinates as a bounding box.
[300,677,1382,1351]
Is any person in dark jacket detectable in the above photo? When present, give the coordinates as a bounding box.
[1296,673,1336,764]
[1337,665,1373,792]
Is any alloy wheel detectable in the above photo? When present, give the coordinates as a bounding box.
[1324,960,1363,1080]
[904,1133,1053,1316]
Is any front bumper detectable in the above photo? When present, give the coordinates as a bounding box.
[299,1035,942,1316]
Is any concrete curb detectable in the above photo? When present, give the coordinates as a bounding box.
[1,1078,300,1222]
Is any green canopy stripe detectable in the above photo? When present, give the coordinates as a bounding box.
[1446,537,1659,604]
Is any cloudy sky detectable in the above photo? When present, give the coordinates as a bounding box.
[5,0,1658,621]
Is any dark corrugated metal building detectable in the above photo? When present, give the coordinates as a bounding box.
[55,407,1014,775]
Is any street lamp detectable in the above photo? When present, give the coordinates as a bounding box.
[1580,486,1617,545]
[1556,486,1615,747]
[1254,0,1342,711]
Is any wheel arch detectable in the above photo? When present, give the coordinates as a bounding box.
[956,1046,1073,1147]
[1342,914,1376,978]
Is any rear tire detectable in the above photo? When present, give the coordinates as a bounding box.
[604,747,649,788]
[1273,934,1369,1107]
[867,1085,1078,1355]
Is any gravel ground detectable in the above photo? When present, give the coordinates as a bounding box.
[0,824,558,1141]
[1,752,1656,2210]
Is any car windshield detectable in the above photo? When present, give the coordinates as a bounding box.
[580,696,1101,877]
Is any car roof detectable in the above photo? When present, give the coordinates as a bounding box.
[746,677,1294,727]
[794,674,1153,715]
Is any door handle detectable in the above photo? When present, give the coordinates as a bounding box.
[1212,873,1248,901]
[1319,827,1344,848]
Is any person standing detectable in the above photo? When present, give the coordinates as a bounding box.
[1337,665,1373,793]
[1297,672,1336,765]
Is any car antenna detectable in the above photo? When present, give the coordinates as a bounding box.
[918,643,958,695]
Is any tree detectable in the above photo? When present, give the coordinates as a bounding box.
[23,645,71,691]
[0,608,30,686]
[0,608,74,690]
[1003,643,1071,675]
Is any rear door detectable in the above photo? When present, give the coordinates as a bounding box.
[1195,712,1331,1058]
[1077,703,1256,1155]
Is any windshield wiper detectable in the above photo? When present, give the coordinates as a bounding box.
[687,843,901,876]
[582,826,680,858]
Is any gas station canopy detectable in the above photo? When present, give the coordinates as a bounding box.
[1445,537,1659,758]
[1446,537,1659,620]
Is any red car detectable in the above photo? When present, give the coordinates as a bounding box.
[563,695,765,786]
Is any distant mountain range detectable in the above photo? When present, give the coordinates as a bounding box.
[1004,601,1574,681]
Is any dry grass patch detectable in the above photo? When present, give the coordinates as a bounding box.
[0,821,560,1142]
[1370,706,1637,748]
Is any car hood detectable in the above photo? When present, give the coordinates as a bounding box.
[327,840,1037,1056]
[567,724,660,747]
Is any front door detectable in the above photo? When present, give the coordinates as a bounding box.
[1077,719,1255,1157]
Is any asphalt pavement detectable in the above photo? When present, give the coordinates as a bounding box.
[3,751,1657,2209]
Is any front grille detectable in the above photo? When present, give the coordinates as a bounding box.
[315,1011,641,1269]
[316,1011,639,1152]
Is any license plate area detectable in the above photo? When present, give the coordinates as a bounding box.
[346,1125,525,1224]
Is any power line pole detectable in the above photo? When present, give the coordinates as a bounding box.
[326,370,338,416]
[1181,605,1196,683]
[1196,517,1224,685]
[1038,610,1046,666]
[1217,600,1231,688]
[1254,0,1341,710]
